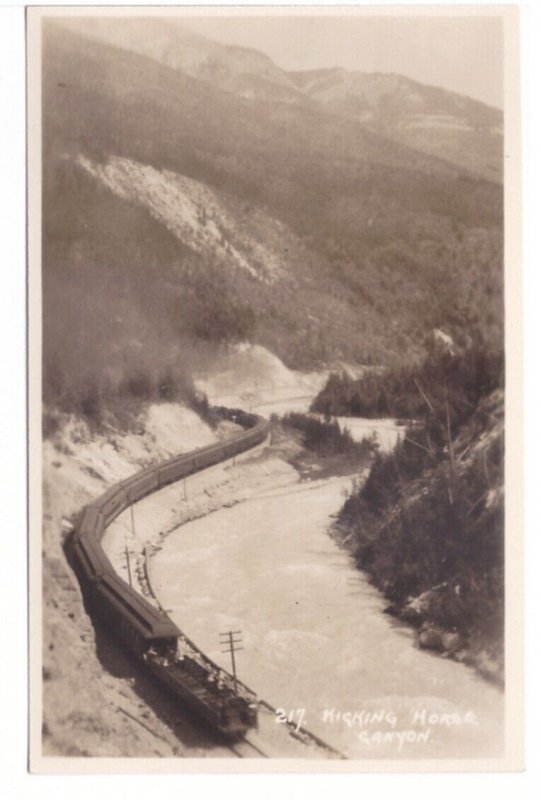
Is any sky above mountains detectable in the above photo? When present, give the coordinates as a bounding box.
[182,14,503,109]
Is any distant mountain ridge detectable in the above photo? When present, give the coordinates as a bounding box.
[289,68,502,182]
[58,17,502,181]
[59,17,313,107]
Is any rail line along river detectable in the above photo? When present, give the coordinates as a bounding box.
[151,469,504,760]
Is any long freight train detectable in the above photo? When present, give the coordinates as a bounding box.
[69,408,270,738]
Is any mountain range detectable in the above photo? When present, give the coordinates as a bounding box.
[59,16,503,182]
[41,17,504,419]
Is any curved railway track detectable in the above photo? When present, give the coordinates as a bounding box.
[69,406,345,757]
[230,736,270,759]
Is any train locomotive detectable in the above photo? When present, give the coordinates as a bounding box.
[68,409,270,738]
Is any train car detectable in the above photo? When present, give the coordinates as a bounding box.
[68,407,270,739]
[69,535,102,588]
[77,504,105,541]
[145,654,258,738]
[91,571,181,655]
[222,441,238,459]
[89,572,259,737]
[80,531,115,575]
[193,442,226,471]
[156,453,194,488]
[123,467,160,505]
[98,484,130,527]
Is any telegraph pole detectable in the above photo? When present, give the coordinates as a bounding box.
[219,630,243,692]
[130,502,136,538]
[126,502,135,587]
[125,545,132,587]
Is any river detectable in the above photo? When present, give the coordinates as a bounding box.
[151,470,504,760]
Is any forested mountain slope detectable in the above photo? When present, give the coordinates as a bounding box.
[43,21,503,421]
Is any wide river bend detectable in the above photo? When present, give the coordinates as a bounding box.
[151,469,504,760]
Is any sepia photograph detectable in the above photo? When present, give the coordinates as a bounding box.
[27,4,523,772]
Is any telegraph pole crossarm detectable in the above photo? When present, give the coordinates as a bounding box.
[219,630,244,692]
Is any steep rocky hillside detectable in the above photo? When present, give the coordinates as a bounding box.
[42,404,221,755]
[42,20,503,423]
[76,154,286,283]
[336,387,504,682]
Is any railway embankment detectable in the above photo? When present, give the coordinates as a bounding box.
[42,400,326,757]
[42,403,250,757]
[94,419,347,757]
[101,440,298,598]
